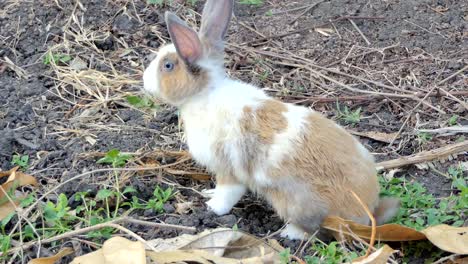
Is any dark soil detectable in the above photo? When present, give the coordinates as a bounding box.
[0,0,466,263]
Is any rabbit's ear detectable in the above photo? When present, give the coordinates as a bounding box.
[165,12,202,64]
[199,0,233,49]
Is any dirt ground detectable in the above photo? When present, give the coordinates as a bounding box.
[0,0,467,263]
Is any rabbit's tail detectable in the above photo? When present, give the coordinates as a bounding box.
[374,197,400,225]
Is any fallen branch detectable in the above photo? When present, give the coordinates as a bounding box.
[376,141,468,171]
[417,126,468,136]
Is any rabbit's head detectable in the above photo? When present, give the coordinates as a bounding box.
[143,0,233,106]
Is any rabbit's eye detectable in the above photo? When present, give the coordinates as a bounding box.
[163,61,174,71]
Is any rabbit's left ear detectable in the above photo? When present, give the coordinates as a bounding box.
[199,0,233,50]
[165,12,202,64]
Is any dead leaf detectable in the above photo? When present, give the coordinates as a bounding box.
[0,201,19,220]
[323,217,468,254]
[146,228,284,263]
[322,216,427,241]
[352,245,396,264]
[349,130,399,144]
[28,247,74,264]
[453,256,468,264]
[175,201,193,215]
[421,225,468,254]
[71,237,146,264]
[0,168,38,220]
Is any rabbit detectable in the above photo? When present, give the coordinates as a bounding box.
[143,0,400,240]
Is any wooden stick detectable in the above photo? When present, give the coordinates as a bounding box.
[376,141,468,171]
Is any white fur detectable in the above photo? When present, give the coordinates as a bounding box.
[180,74,269,177]
[206,184,247,215]
[143,45,177,98]
[280,224,308,240]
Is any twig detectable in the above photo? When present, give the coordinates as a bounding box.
[5,220,156,255]
[289,0,325,25]
[4,216,196,256]
[417,126,468,136]
[432,254,462,264]
[437,65,468,85]
[243,16,384,45]
[122,217,196,232]
[376,141,468,171]
[348,19,371,45]
[350,190,376,258]
[8,158,191,238]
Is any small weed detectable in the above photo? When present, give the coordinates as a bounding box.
[279,248,291,264]
[448,115,459,126]
[305,242,359,264]
[0,235,11,259]
[97,149,132,168]
[43,52,71,65]
[379,176,465,229]
[417,132,432,145]
[259,70,269,81]
[147,0,164,5]
[239,0,263,6]
[11,154,29,170]
[336,103,362,125]
[265,10,273,16]
[146,186,174,213]
[126,95,158,110]
[43,193,75,233]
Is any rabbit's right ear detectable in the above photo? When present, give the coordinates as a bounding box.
[165,12,202,64]
[199,0,233,51]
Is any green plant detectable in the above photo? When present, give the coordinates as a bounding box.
[336,103,362,125]
[279,248,291,264]
[43,193,75,233]
[97,149,132,168]
[11,154,29,170]
[43,52,72,65]
[448,115,458,126]
[146,186,174,213]
[239,0,263,6]
[417,132,432,145]
[305,242,359,264]
[0,235,11,259]
[148,0,164,5]
[126,95,158,110]
[379,176,464,229]
[265,10,273,16]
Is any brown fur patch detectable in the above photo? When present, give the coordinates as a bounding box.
[239,99,288,175]
[264,111,380,231]
[240,99,287,145]
[158,53,208,104]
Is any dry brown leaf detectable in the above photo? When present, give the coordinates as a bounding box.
[0,168,38,220]
[322,216,427,241]
[28,247,74,264]
[0,167,18,178]
[175,201,194,215]
[146,249,280,264]
[146,228,284,263]
[71,237,145,264]
[452,256,468,264]
[421,225,468,254]
[349,130,399,144]
[0,201,20,220]
[352,245,396,264]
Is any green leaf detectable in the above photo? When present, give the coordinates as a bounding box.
[96,189,113,201]
[123,186,137,194]
[126,95,142,106]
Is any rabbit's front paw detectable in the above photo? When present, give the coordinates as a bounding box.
[280,224,308,240]
[206,197,232,216]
